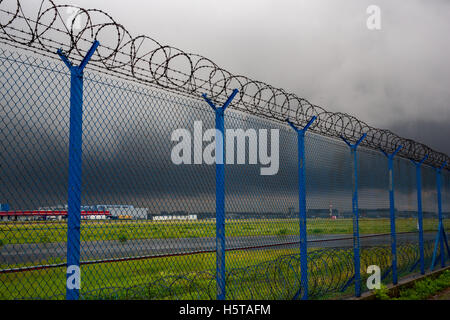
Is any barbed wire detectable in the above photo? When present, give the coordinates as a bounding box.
[21,241,436,300]
[0,0,448,168]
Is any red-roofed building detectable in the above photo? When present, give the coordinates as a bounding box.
[0,210,111,221]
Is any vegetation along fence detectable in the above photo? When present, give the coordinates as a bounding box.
[0,1,449,300]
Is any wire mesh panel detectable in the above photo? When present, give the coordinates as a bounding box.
[0,49,70,299]
[224,112,299,300]
[0,49,220,299]
[422,165,439,234]
[304,134,353,298]
[441,170,450,269]
[392,155,422,279]
[356,147,390,293]
[421,165,440,269]
[305,134,352,238]
[358,147,389,235]
[79,71,219,299]
[0,48,448,300]
[394,157,418,235]
[443,170,450,233]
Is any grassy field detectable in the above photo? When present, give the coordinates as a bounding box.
[0,247,298,299]
[0,218,447,245]
[1,217,446,299]
[0,241,433,300]
[374,269,450,300]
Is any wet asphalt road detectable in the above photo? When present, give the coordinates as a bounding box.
[0,232,435,265]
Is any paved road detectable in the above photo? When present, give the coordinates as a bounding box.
[0,232,437,265]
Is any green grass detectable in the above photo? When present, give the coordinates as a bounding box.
[0,247,300,300]
[374,270,450,300]
[0,217,446,300]
[0,242,435,300]
[0,218,445,245]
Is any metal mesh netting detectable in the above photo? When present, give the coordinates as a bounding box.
[442,170,450,274]
[394,157,418,236]
[0,46,449,301]
[1,0,449,170]
[422,165,439,233]
[444,171,450,232]
[356,147,390,293]
[305,134,352,237]
[358,147,390,235]
[1,49,70,299]
[223,111,299,299]
[1,49,218,299]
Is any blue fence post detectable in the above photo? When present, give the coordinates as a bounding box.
[410,155,428,275]
[202,89,238,300]
[436,161,447,268]
[286,116,316,300]
[430,162,449,271]
[381,145,402,285]
[57,40,99,300]
[341,133,366,297]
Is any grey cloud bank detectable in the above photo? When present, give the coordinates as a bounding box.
[1,0,449,212]
[3,0,449,153]
[56,0,450,155]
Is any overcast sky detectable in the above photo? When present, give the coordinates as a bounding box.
[2,0,449,211]
[55,0,450,155]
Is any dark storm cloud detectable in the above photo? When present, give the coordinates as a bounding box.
[3,0,450,147]
[388,119,450,157]
[34,0,448,155]
[0,55,365,213]
[1,1,449,214]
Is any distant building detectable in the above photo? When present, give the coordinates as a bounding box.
[39,204,148,220]
[0,210,111,221]
[153,213,197,221]
[96,205,148,220]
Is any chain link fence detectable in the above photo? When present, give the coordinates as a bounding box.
[1,3,449,300]
[1,48,449,300]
